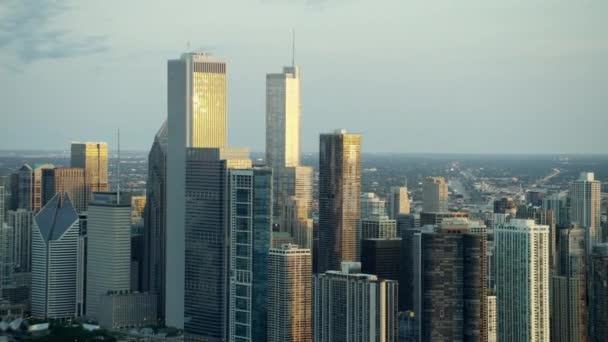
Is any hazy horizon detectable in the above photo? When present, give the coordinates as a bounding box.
[1,0,607,153]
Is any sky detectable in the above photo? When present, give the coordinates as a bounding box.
[1,0,607,153]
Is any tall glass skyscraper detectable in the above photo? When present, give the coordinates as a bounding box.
[143,121,167,322]
[70,142,108,202]
[495,219,550,341]
[183,147,250,340]
[228,168,272,342]
[317,130,361,273]
[266,66,301,170]
[569,172,601,252]
[166,53,227,329]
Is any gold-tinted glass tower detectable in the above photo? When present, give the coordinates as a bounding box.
[317,130,361,273]
[70,142,108,201]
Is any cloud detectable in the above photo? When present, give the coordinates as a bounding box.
[0,0,108,64]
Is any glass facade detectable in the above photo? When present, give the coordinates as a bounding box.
[317,131,361,273]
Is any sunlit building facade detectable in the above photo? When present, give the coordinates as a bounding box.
[71,142,108,202]
[317,130,361,273]
[267,244,312,342]
[422,177,448,213]
[166,52,227,328]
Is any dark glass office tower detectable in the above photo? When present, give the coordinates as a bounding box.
[183,147,251,341]
[590,244,608,341]
[143,121,167,322]
[228,168,272,342]
[413,220,487,341]
[317,130,361,273]
[360,238,401,282]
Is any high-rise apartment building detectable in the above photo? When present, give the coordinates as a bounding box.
[487,295,497,342]
[551,226,587,342]
[41,167,87,213]
[360,192,386,219]
[317,130,361,273]
[275,166,313,239]
[313,262,398,342]
[422,176,448,213]
[266,66,301,170]
[590,243,608,341]
[569,172,601,251]
[86,192,131,320]
[543,191,570,228]
[0,223,14,287]
[387,186,410,219]
[228,168,272,342]
[495,219,550,342]
[413,219,487,341]
[31,193,79,319]
[183,147,251,340]
[166,53,227,329]
[143,121,167,322]
[71,142,108,201]
[6,209,32,272]
[267,244,312,342]
[0,184,5,223]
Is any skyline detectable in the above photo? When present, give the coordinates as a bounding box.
[1,0,607,154]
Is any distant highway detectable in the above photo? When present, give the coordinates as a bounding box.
[531,168,560,188]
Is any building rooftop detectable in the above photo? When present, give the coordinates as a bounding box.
[34,193,78,242]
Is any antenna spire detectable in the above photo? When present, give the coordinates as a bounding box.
[117,128,121,204]
[291,29,296,67]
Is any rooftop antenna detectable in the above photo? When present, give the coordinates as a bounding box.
[187,40,191,51]
[291,29,295,67]
[117,128,121,204]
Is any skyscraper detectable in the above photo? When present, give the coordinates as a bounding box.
[166,53,227,329]
[495,219,550,341]
[360,192,386,219]
[267,244,312,342]
[317,130,361,273]
[422,176,448,213]
[551,226,587,342]
[41,167,87,213]
[313,262,398,342]
[590,243,608,341]
[6,209,33,272]
[86,192,131,320]
[569,172,601,251]
[387,186,410,219]
[228,168,272,342]
[487,295,497,342]
[413,219,487,341]
[360,215,397,240]
[542,191,570,228]
[31,193,79,319]
[183,147,251,340]
[71,142,108,201]
[275,166,313,238]
[143,121,167,322]
[11,164,53,212]
[266,66,301,170]
[360,238,401,282]
[0,223,14,287]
